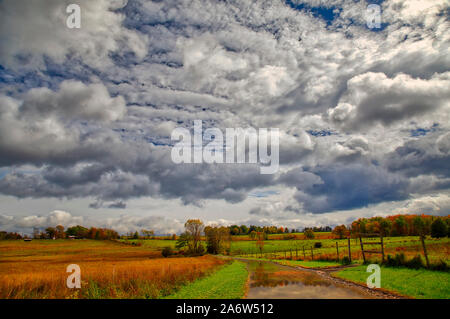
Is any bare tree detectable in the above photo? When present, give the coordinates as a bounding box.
[185,219,204,253]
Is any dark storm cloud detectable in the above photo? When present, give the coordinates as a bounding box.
[293,163,410,213]
[384,132,450,178]
[328,72,450,131]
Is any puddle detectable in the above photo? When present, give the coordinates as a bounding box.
[245,261,372,299]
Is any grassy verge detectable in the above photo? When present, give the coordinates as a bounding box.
[333,265,450,299]
[163,261,248,299]
[273,259,342,268]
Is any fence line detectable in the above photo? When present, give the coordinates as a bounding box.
[234,237,430,265]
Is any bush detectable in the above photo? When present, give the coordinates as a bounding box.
[385,253,406,267]
[314,242,322,248]
[384,253,448,271]
[341,256,351,265]
[395,252,406,266]
[162,246,174,257]
[429,260,449,272]
[186,244,205,257]
[406,255,424,269]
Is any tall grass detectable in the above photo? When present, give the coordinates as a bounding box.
[0,240,225,299]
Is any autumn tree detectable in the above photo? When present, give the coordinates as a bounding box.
[55,225,66,239]
[304,228,315,239]
[332,225,348,239]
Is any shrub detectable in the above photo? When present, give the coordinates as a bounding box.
[162,246,174,258]
[384,253,409,268]
[406,255,424,269]
[314,242,322,248]
[394,252,406,266]
[341,256,351,265]
[429,260,449,272]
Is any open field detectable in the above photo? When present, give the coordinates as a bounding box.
[164,260,248,299]
[0,240,225,299]
[334,265,450,299]
[1,236,448,299]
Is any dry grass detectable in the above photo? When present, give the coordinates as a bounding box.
[0,240,225,299]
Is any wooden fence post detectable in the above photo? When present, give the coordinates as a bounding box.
[380,234,385,262]
[311,246,314,260]
[420,235,430,268]
[336,242,339,261]
[347,238,352,262]
[359,235,366,263]
[296,248,298,259]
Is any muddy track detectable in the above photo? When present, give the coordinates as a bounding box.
[233,257,408,299]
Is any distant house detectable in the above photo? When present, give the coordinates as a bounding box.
[23,238,32,242]
[68,235,77,240]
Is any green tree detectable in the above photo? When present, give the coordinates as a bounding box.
[240,225,248,235]
[66,225,88,238]
[394,216,407,236]
[45,227,56,239]
[413,216,426,236]
[175,232,190,249]
[431,218,448,238]
[229,225,240,236]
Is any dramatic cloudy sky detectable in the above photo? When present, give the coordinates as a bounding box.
[0,0,449,235]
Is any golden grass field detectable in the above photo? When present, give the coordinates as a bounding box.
[0,240,225,299]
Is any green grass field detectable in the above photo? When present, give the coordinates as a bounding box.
[334,265,450,299]
[164,260,248,299]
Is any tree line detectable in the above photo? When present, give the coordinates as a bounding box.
[34,225,119,240]
[228,225,331,235]
[331,214,449,239]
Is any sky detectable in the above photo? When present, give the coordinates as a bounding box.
[0,0,449,235]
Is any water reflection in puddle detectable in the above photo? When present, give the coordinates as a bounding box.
[246,261,371,299]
